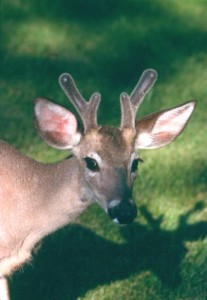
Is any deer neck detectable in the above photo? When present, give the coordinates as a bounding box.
[32,156,91,227]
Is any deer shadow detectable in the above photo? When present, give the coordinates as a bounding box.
[9,201,207,300]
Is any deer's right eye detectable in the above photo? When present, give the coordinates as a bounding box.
[84,157,100,172]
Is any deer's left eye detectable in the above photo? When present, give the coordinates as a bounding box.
[131,158,143,173]
[84,157,100,172]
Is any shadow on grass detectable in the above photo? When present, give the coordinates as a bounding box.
[10,202,207,300]
[2,0,207,122]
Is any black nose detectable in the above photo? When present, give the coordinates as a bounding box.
[107,200,137,225]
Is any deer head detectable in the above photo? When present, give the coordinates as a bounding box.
[34,70,196,225]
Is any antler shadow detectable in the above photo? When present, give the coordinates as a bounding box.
[10,202,207,300]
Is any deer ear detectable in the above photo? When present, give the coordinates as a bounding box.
[135,100,196,149]
[34,98,81,149]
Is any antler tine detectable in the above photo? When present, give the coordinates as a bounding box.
[59,73,101,131]
[130,69,157,112]
[120,69,157,130]
[120,93,135,129]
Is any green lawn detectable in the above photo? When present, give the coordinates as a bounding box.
[1,0,207,299]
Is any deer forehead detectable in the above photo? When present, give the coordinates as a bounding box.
[74,127,136,164]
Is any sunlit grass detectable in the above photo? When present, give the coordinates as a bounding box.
[4,19,103,60]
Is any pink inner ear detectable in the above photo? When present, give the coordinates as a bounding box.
[35,99,81,149]
[152,105,192,136]
[39,102,78,136]
[135,101,196,149]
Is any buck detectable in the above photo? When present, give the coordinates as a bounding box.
[0,69,196,299]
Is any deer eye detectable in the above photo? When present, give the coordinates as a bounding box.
[131,158,143,173]
[84,157,100,172]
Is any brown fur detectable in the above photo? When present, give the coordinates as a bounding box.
[0,141,89,275]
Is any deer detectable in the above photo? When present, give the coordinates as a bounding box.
[0,69,196,299]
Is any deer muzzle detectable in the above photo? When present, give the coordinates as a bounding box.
[107,199,137,225]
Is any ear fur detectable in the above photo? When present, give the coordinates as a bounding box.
[135,100,197,149]
[34,98,81,149]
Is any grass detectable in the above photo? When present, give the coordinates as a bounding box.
[1,0,207,299]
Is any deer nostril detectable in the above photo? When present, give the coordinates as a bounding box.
[107,199,137,225]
